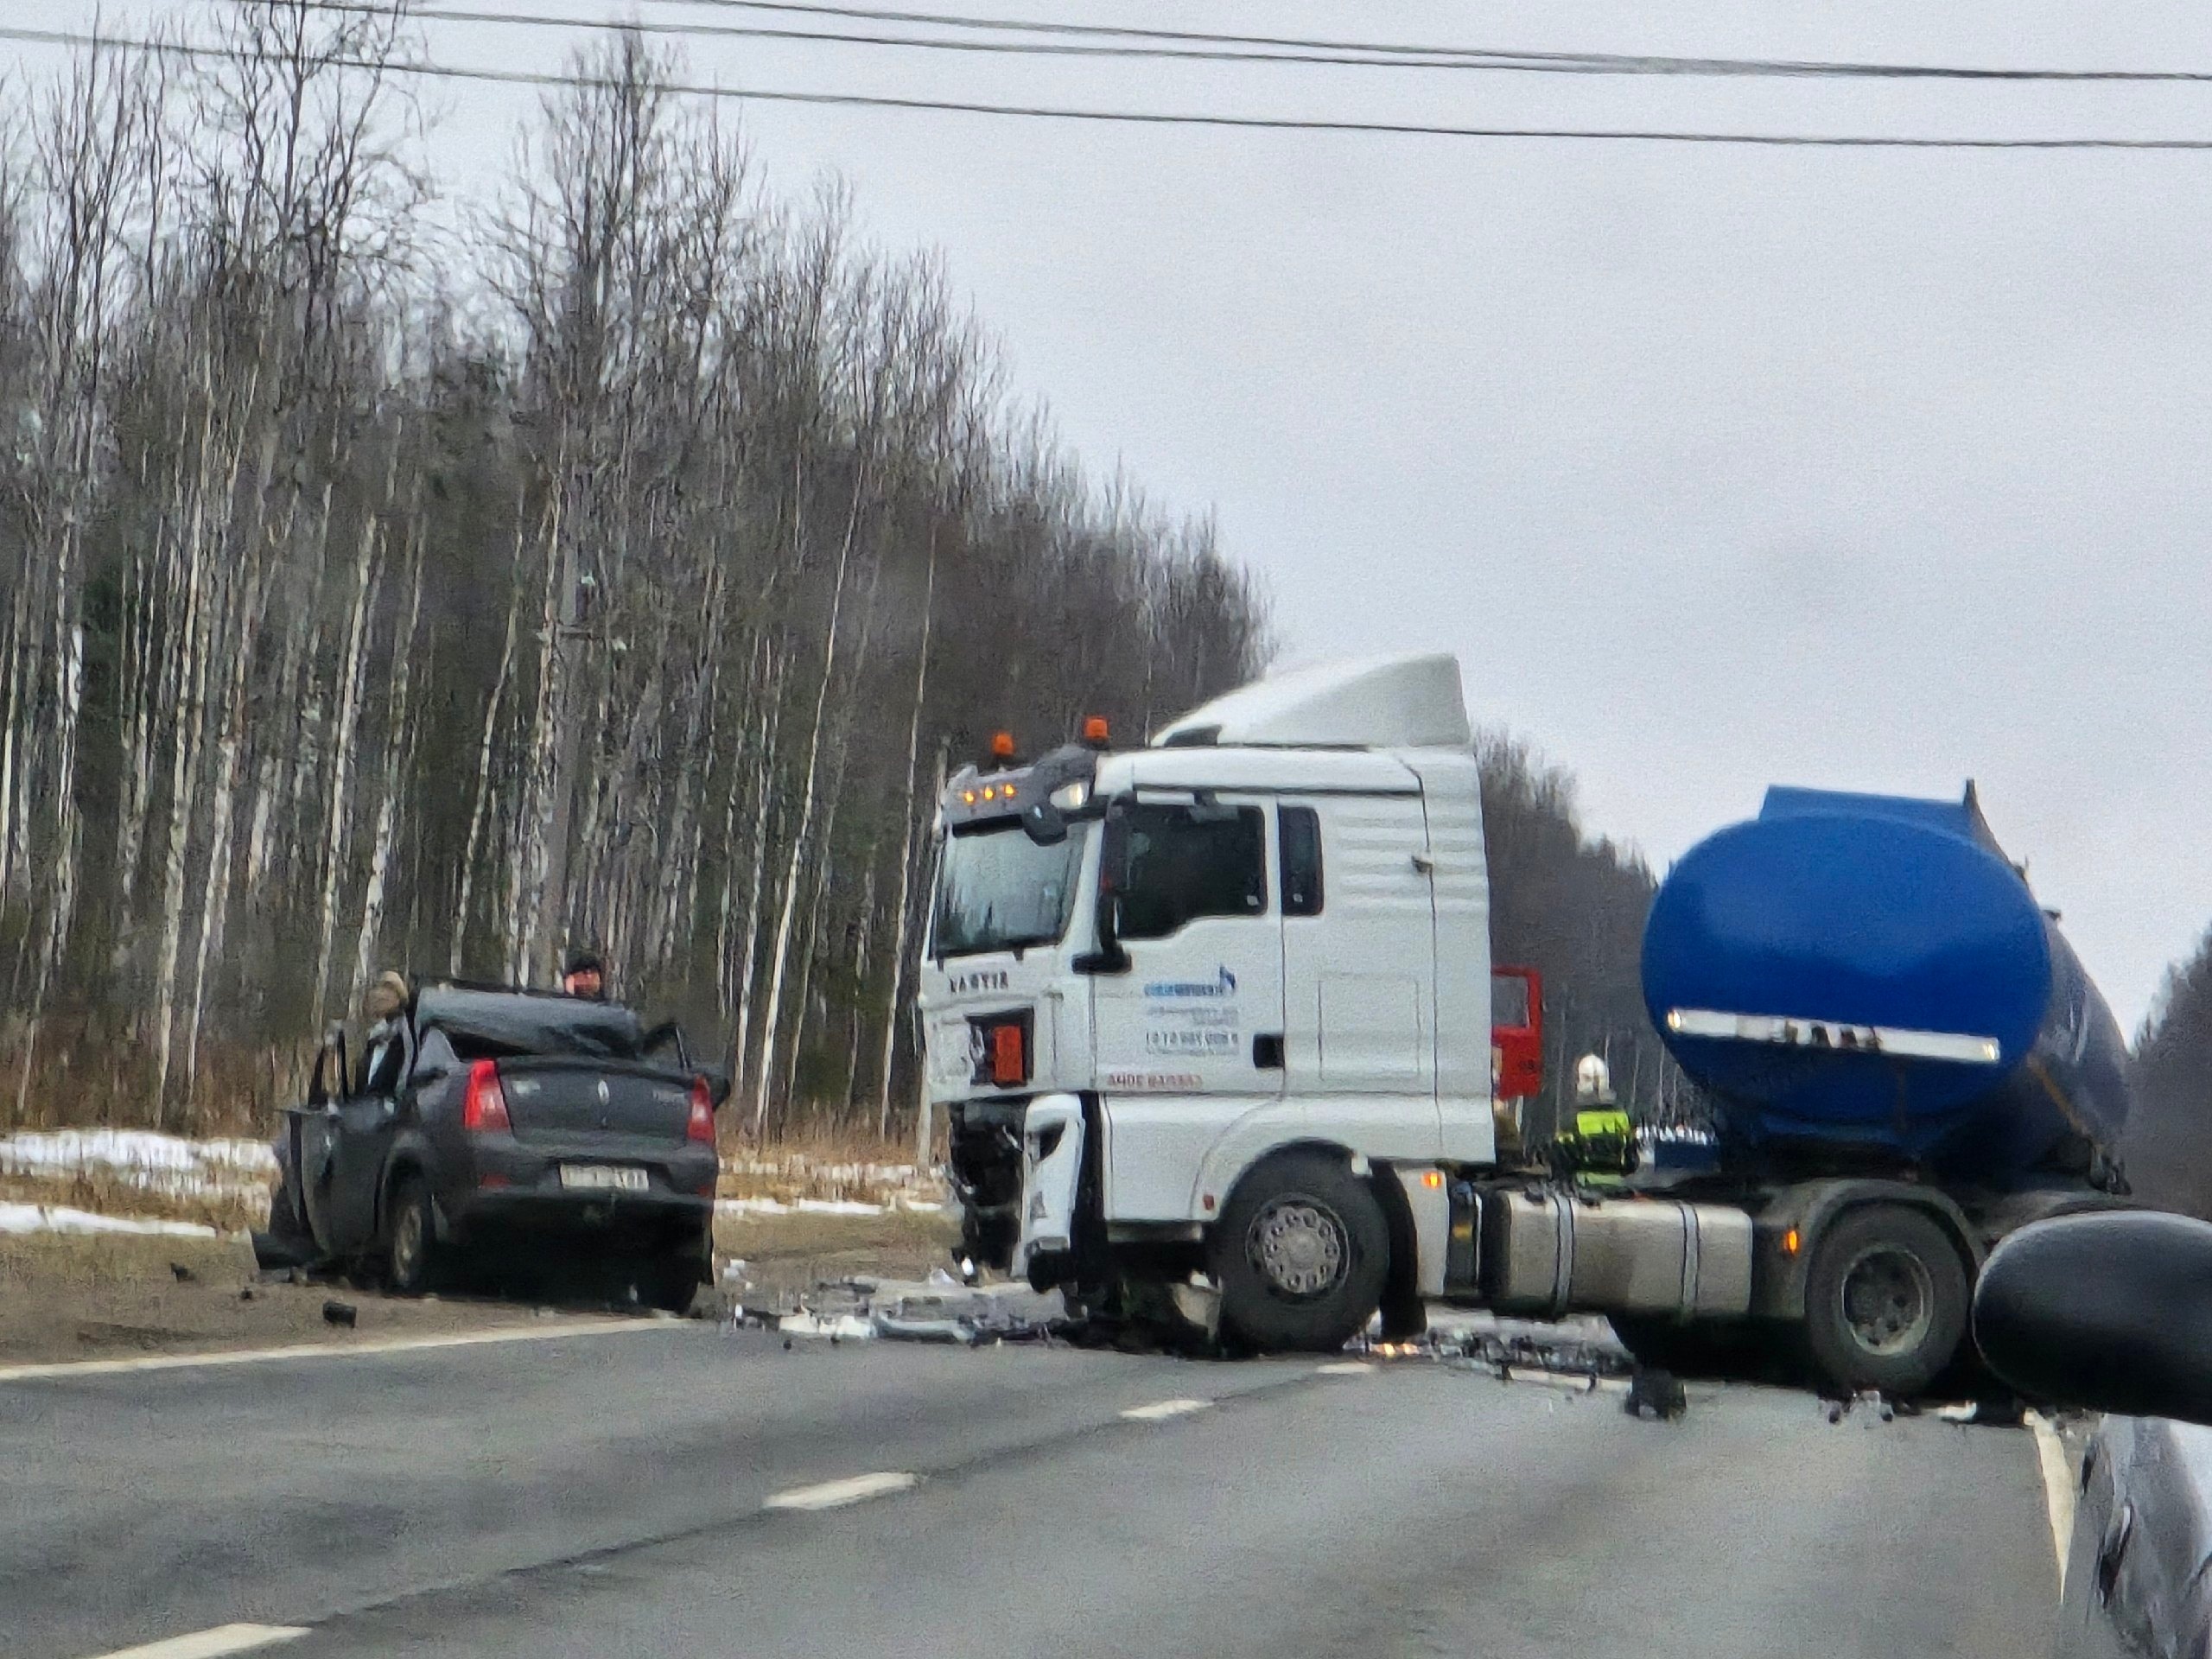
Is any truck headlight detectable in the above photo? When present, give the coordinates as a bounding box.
[1049,780,1088,810]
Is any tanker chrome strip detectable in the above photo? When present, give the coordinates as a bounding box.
[1663,1008,2002,1065]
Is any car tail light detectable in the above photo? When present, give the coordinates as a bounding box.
[989,1023,1026,1087]
[687,1077,715,1144]
[461,1059,511,1134]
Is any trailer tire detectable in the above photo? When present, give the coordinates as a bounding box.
[1801,1205,1968,1396]
[1211,1150,1389,1353]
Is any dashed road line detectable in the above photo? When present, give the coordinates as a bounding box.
[762,1471,919,1511]
[1314,1360,1376,1376]
[82,1623,308,1659]
[2028,1412,2076,1592]
[1120,1397,1212,1421]
[0,1319,667,1383]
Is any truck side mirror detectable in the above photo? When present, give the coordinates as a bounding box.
[308,1025,349,1107]
[1073,800,1131,976]
[698,1065,733,1109]
[1021,798,1068,846]
[1974,1210,2212,1425]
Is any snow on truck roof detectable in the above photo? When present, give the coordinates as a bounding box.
[1149,652,1471,751]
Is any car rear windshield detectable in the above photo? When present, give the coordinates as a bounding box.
[415,989,647,1062]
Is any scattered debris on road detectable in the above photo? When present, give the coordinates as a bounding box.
[1625,1368,1689,1421]
[1824,1389,1896,1426]
[728,1274,1065,1346]
[321,1300,359,1329]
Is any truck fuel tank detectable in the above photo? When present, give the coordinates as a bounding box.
[1476,1188,1754,1321]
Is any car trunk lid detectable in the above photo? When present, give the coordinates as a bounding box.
[493,1058,694,1150]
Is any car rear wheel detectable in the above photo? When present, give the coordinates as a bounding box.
[385,1174,446,1296]
[629,1227,709,1315]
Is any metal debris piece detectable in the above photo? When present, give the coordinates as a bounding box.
[1624,1367,1688,1421]
[1823,1389,1895,1426]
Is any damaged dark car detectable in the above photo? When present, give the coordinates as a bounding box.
[257,982,728,1313]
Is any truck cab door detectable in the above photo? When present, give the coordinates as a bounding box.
[1090,793,1286,1217]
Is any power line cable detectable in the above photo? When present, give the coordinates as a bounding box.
[12,22,2212,148]
[296,3,1706,76]
[600,0,2212,84]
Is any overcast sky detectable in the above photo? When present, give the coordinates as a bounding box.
[12,0,2212,1033]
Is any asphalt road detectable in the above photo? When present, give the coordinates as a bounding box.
[2,1322,2056,1659]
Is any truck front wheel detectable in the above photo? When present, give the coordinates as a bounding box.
[1801,1205,1969,1396]
[1211,1151,1389,1353]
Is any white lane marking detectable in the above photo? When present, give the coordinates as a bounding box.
[84,1623,308,1659]
[762,1471,918,1511]
[0,1319,664,1383]
[2028,1412,2075,1593]
[1314,1361,1375,1376]
[1120,1397,1211,1421]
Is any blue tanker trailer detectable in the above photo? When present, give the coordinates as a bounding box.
[1474,783,2133,1395]
[1643,784,2132,1185]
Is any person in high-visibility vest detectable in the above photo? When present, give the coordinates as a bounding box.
[1550,1054,1640,1184]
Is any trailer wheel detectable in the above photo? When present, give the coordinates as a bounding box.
[1210,1150,1389,1353]
[1802,1205,1968,1396]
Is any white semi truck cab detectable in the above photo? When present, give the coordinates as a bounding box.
[918,653,1523,1351]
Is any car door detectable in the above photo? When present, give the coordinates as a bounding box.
[298,1023,410,1255]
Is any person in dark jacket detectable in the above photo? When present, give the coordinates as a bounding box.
[561,949,606,1001]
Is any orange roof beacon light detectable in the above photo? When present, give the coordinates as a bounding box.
[1080,715,1111,750]
[989,730,1017,767]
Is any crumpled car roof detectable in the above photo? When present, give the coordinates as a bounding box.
[414,987,645,1060]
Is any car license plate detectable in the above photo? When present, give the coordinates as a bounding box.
[560,1164,648,1192]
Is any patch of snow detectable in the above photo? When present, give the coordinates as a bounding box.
[0,1201,219,1237]
[716,1197,888,1218]
[0,1129,276,1211]
[776,1311,876,1340]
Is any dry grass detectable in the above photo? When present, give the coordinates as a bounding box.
[714,1205,960,1301]
[713,1127,942,1207]
[0,1229,254,1290]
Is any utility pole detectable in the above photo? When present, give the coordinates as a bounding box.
[536,540,592,985]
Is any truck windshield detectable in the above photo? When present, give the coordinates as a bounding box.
[932,822,1086,958]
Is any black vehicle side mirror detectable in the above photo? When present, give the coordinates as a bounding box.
[1021,798,1068,846]
[1974,1210,2212,1425]
[308,1025,349,1107]
[1073,802,1130,976]
[698,1065,733,1109]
